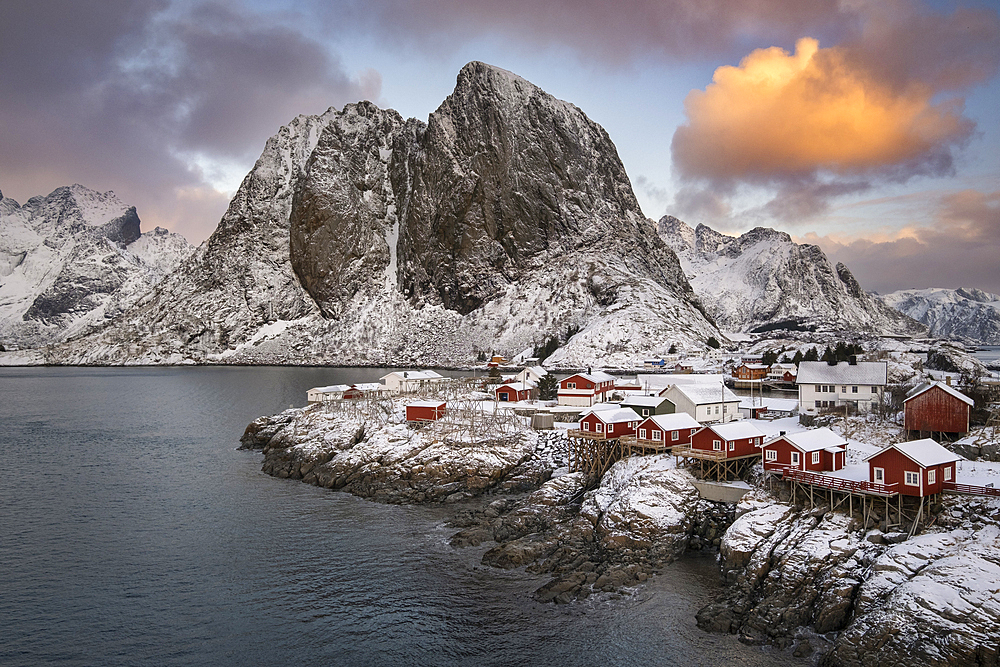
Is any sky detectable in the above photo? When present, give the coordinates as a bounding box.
[1,0,998,294]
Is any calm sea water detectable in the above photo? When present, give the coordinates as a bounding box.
[0,367,797,667]
[975,346,1000,366]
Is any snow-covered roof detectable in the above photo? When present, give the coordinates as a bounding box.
[768,427,847,453]
[576,370,616,383]
[645,413,701,430]
[522,366,547,377]
[738,363,769,370]
[351,383,383,391]
[704,421,766,440]
[666,383,740,405]
[739,397,798,411]
[407,400,446,408]
[310,384,351,393]
[621,395,672,408]
[770,363,797,371]
[903,381,974,406]
[584,407,642,424]
[864,438,963,467]
[382,370,444,381]
[497,381,534,391]
[796,361,887,386]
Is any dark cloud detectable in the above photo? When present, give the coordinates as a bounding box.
[0,0,380,243]
[326,0,859,64]
[808,190,1000,294]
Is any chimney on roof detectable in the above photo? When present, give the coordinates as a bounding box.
[588,366,592,374]
[849,355,857,365]
[779,431,786,436]
[946,376,952,386]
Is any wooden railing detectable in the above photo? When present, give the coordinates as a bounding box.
[567,429,614,441]
[942,481,1000,497]
[670,444,728,461]
[783,468,899,496]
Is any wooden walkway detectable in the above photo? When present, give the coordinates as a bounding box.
[670,444,759,481]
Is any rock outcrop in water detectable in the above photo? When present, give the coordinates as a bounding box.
[697,493,1000,665]
[45,62,719,368]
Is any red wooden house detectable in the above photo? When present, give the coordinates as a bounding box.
[863,438,962,497]
[495,381,534,402]
[634,413,701,448]
[578,408,642,438]
[691,421,766,458]
[761,428,847,473]
[732,363,768,381]
[406,400,446,422]
[903,381,973,440]
[558,371,616,407]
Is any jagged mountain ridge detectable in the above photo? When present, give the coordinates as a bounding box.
[0,185,191,349]
[48,62,719,367]
[879,288,1000,344]
[657,216,926,336]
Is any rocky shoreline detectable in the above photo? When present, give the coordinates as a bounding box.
[241,403,1000,666]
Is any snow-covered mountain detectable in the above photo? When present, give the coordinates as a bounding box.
[657,216,925,337]
[879,288,1000,344]
[0,185,192,349]
[47,62,720,368]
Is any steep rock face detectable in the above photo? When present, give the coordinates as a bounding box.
[879,287,1000,344]
[50,62,718,367]
[657,217,925,336]
[0,186,190,348]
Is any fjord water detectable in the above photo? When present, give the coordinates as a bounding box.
[1,367,794,667]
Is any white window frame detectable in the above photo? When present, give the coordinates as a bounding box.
[608,424,614,434]
[595,422,603,433]
[765,449,777,461]
[567,382,576,389]
[791,451,800,466]
[713,439,721,451]
[652,430,662,441]
[671,430,679,441]
[905,470,920,487]
[944,466,952,481]
[874,467,885,484]
[928,469,936,485]
[728,441,735,451]
[812,451,820,465]
[852,386,858,393]
[638,428,647,439]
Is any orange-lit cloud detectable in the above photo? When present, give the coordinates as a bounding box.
[672,37,974,183]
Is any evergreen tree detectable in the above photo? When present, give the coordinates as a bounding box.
[668,343,677,354]
[792,350,804,365]
[803,347,819,362]
[762,349,779,366]
[537,374,558,400]
[822,345,835,364]
[707,336,721,349]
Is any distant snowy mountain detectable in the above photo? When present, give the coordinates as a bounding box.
[46,62,720,368]
[657,216,925,337]
[0,185,192,349]
[879,288,1000,345]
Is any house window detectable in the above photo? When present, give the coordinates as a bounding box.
[499,392,509,401]
[642,409,649,417]
[596,423,603,432]
[852,386,858,393]
[608,424,614,434]
[791,452,800,465]
[905,471,919,486]
[945,467,952,481]
[728,441,735,451]
[652,430,662,441]
[765,449,777,461]
[715,406,720,415]
[874,467,885,483]
[568,382,576,389]
[723,405,728,413]
[638,429,647,439]
[713,439,721,451]
[671,430,679,441]
[583,422,589,431]
[871,386,877,393]
[842,386,847,393]
[816,384,822,392]
[812,451,820,464]
[928,469,936,485]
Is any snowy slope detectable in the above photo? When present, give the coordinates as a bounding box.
[879,288,1000,345]
[46,62,720,367]
[0,186,192,349]
[657,216,925,337]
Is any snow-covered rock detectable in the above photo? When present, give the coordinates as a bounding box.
[880,287,1000,345]
[657,216,925,337]
[0,185,191,349]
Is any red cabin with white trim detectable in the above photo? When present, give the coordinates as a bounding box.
[634,413,701,448]
[691,422,766,458]
[558,371,616,407]
[495,382,533,402]
[864,438,962,497]
[761,428,847,472]
[578,408,641,438]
